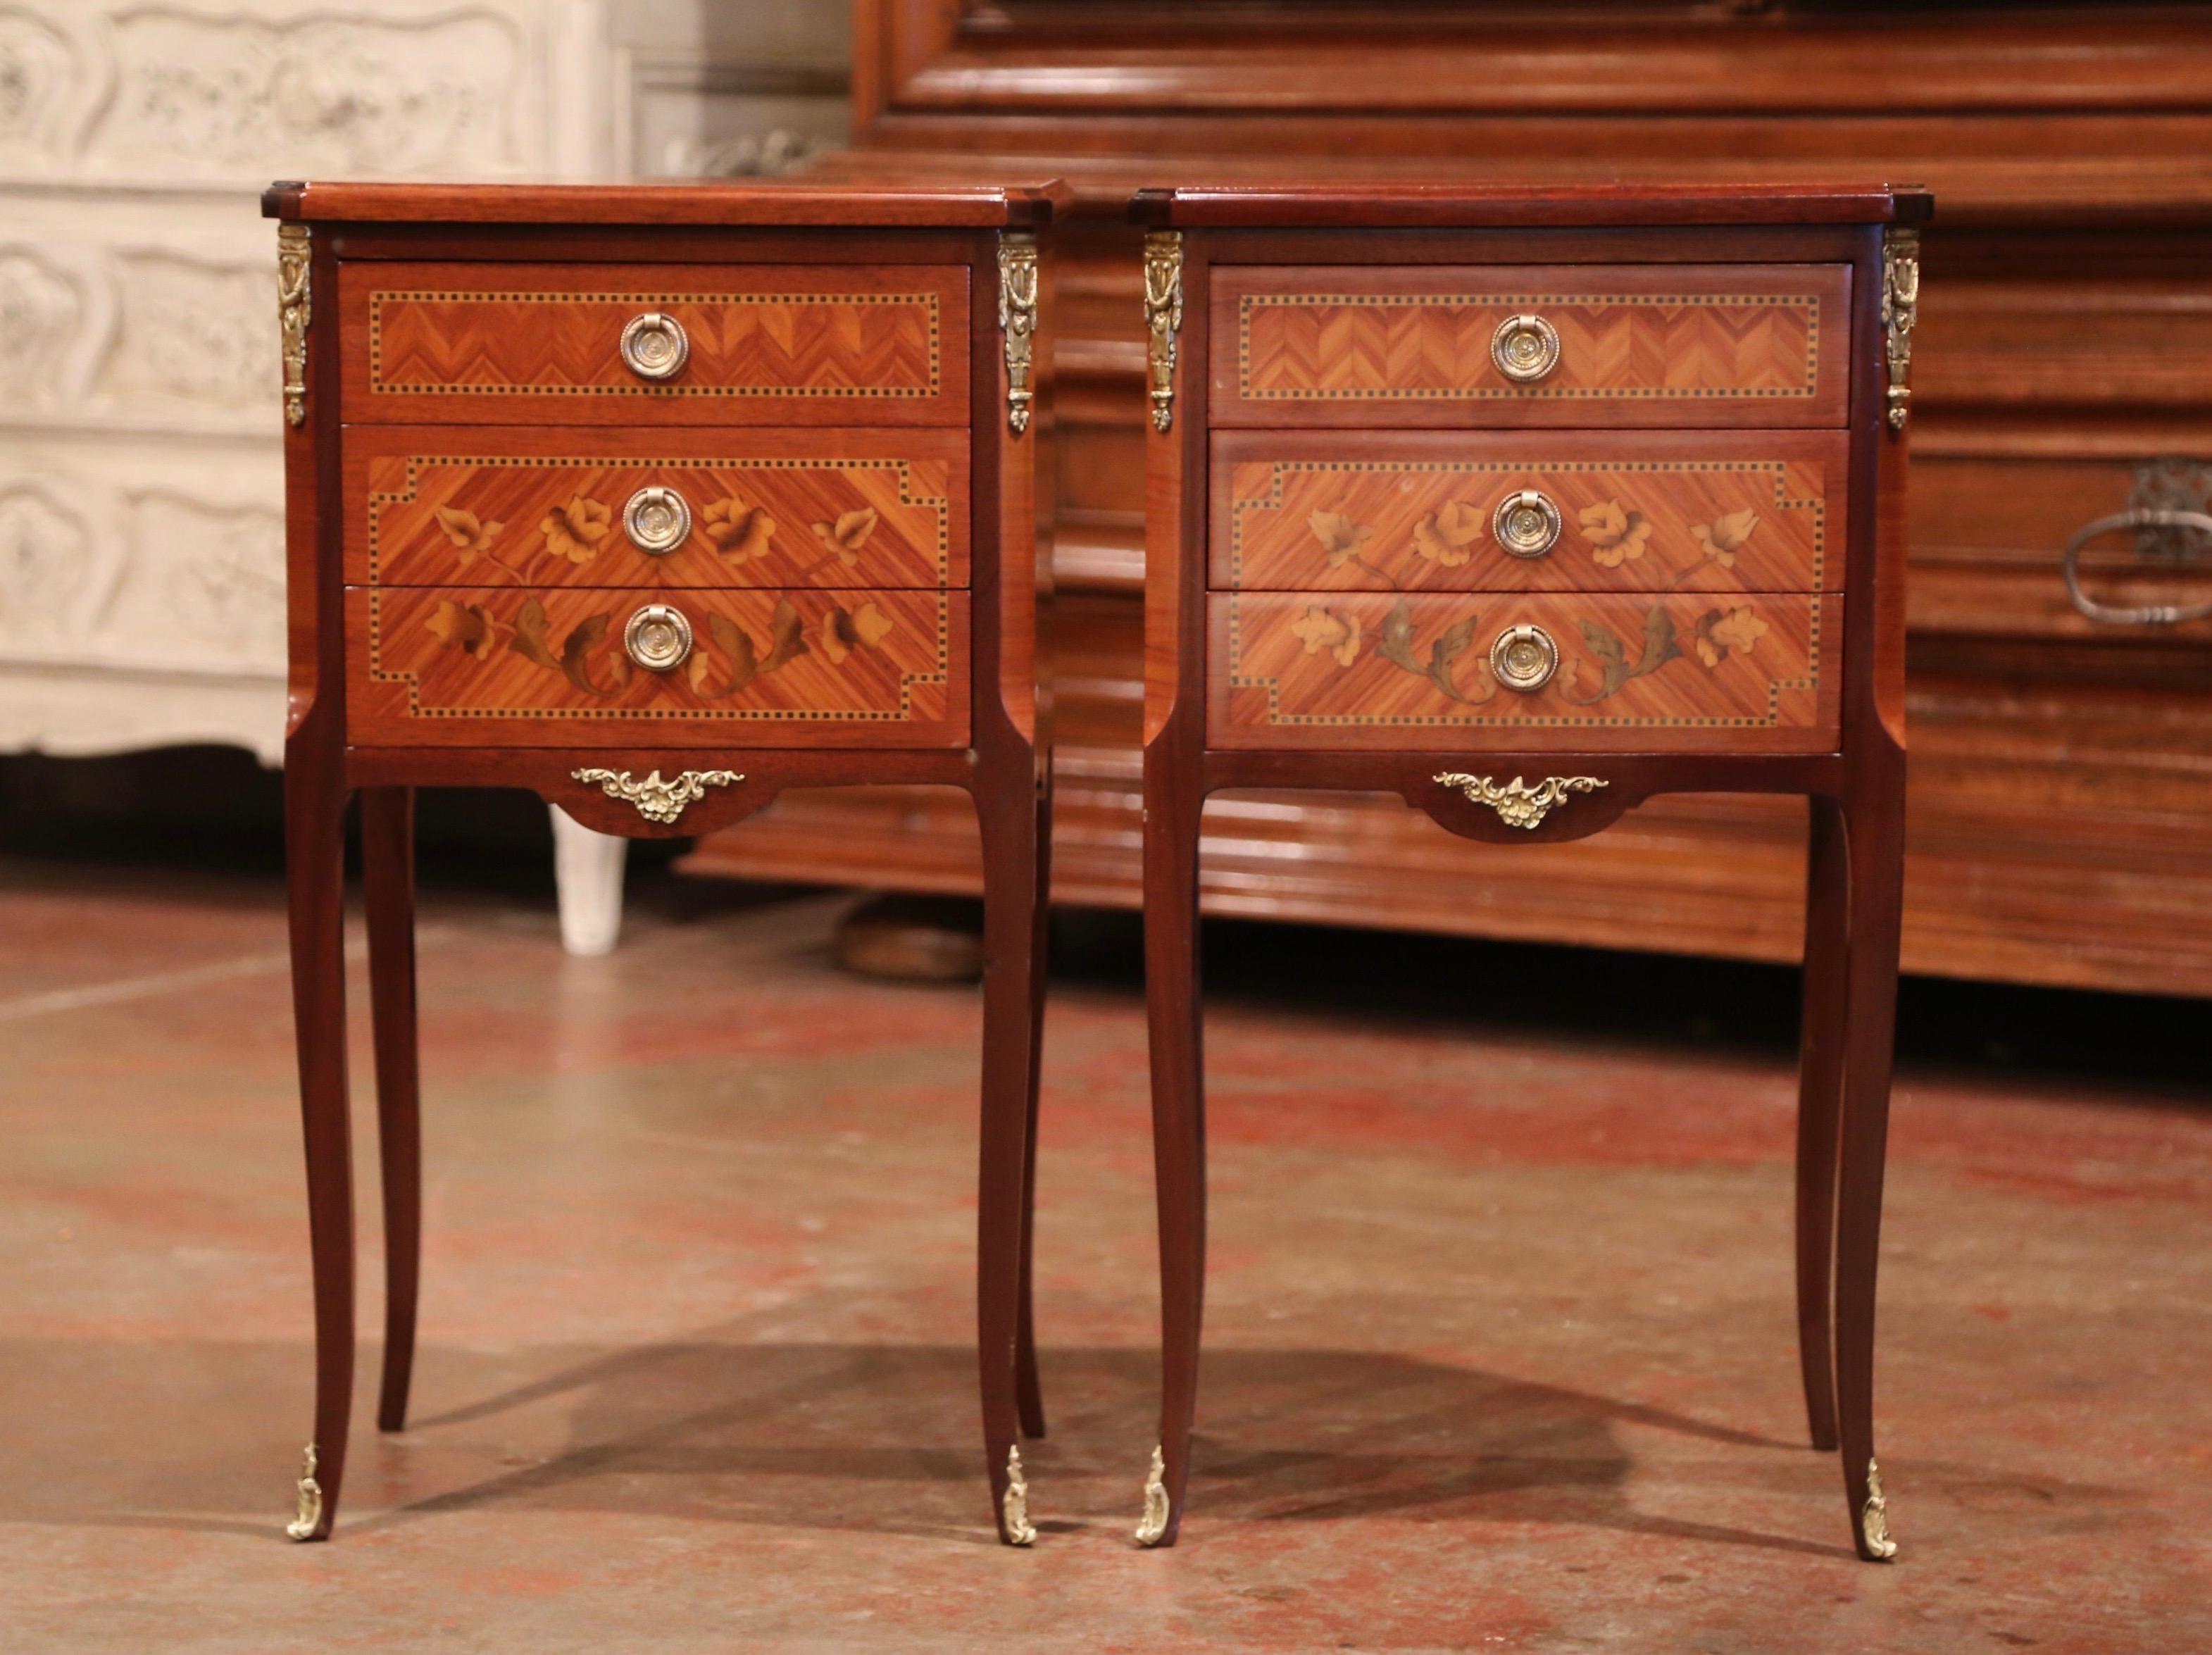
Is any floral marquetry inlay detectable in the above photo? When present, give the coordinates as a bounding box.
[417,588,905,703]
[1221,449,1837,595]
[357,448,964,593]
[352,582,966,750]
[1211,588,1837,753]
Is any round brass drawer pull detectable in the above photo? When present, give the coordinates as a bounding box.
[623,486,692,555]
[1491,313,1561,384]
[623,604,693,673]
[1492,489,1563,558]
[1490,623,1559,694]
[618,311,690,382]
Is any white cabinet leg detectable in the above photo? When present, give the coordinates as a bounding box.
[550,806,627,956]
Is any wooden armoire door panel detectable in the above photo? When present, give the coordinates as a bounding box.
[675,1,2212,1000]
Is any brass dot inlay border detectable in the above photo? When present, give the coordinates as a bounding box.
[368,289,943,400]
[1237,291,1821,403]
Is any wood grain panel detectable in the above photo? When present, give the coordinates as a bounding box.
[348,586,967,749]
[1908,449,2212,643]
[1212,428,1846,594]
[340,263,968,426]
[1213,264,1849,427]
[732,16,2212,998]
[285,181,1062,227]
[1209,591,1839,752]
[344,426,967,592]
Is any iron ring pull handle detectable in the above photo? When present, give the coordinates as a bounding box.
[2062,507,2212,627]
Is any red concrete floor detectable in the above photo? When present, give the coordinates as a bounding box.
[2,854,2208,1652]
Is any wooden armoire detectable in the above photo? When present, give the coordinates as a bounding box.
[680,0,2212,999]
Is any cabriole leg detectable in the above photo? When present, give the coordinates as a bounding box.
[361,787,421,1434]
[1014,771,1053,1440]
[1795,794,1849,1451]
[1832,766,1906,1561]
[975,767,1046,1544]
[1139,749,1206,1548]
[283,737,354,1541]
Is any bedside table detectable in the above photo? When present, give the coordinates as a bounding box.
[265,180,1063,1547]
[1131,184,1925,1561]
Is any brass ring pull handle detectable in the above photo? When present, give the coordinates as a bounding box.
[2062,508,2212,627]
[1492,489,1563,558]
[623,486,692,555]
[1489,623,1559,693]
[1491,313,1561,384]
[618,311,690,382]
[623,604,693,673]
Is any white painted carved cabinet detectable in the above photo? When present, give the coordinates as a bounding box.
[0,0,847,948]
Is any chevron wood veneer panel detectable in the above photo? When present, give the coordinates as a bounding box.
[1211,427,1845,594]
[1213,263,1849,427]
[349,585,967,748]
[1208,589,1838,752]
[341,262,968,425]
[345,427,968,591]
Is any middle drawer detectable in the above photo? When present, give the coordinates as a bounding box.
[345,426,969,591]
[1211,428,1847,595]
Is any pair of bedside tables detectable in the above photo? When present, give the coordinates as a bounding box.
[267,180,1921,1563]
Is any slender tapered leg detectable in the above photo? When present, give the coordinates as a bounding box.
[975,767,1045,1542]
[361,787,420,1435]
[1832,757,1906,1561]
[283,734,354,1540]
[1794,795,1849,1451]
[1013,772,1052,1440]
[1139,746,1206,1547]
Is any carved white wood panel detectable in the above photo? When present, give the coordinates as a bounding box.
[0,0,849,947]
[0,0,616,761]
[0,0,849,768]
[0,2,554,187]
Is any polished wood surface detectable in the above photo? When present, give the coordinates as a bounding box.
[681,2,2212,1000]
[849,8,2205,220]
[358,785,421,1436]
[348,585,967,748]
[1216,263,1849,427]
[1144,184,1928,228]
[1212,427,1844,594]
[1138,189,1907,1559]
[1208,589,1837,751]
[346,426,968,590]
[342,261,968,426]
[268,179,1071,226]
[274,181,1061,1545]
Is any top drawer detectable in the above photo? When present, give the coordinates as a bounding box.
[1211,264,1851,428]
[341,263,969,426]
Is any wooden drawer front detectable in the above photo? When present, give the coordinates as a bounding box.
[1212,429,1845,594]
[1208,591,1839,753]
[1213,265,1849,427]
[342,263,967,425]
[346,427,966,592]
[349,587,967,749]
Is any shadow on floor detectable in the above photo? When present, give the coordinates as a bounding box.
[4,1335,1857,1557]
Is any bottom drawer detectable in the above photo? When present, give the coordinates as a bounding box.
[1208,590,1839,752]
[349,585,967,748]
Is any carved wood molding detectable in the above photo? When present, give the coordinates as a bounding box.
[0,3,535,183]
[850,3,2212,219]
